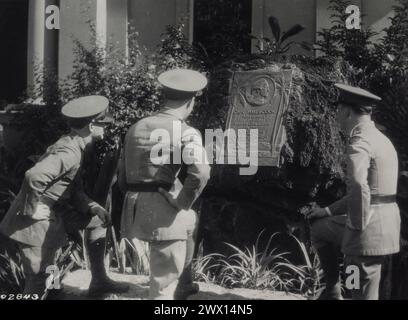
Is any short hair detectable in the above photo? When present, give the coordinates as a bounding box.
[66,116,94,129]
[349,105,373,115]
[162,87,197,101]
[339,102,373,115]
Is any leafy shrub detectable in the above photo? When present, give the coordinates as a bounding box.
[158,24,206,71]
[368,0,408,169]
[66,22,206,155]
[59,25,160,153]
[315,0,377,84]
[314,0,408,170]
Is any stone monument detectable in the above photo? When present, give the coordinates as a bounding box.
[225,68,293,167]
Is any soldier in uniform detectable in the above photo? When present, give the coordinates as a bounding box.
[307,84,401,300]
[0,96,128,297]
[118,69,211,300]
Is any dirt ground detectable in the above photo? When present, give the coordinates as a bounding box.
[58,269,305,300]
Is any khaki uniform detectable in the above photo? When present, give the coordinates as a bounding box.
[311,120,400,299]
[0,132,104,295]
[119,110,210,299]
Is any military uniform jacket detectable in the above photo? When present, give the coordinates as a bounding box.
[119,110,211,241]
[328,121,400,256]
[0,133,98,248]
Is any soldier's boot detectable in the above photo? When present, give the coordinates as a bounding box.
[174,263,200,300]
[174,234,199,300]
[86,237,129,298]
[317,245,343,300]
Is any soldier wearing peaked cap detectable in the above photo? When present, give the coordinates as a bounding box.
[307,84,401,300]
[118,69,211,300]
[0,96,128,297]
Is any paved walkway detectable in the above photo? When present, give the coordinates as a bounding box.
[59,269,305,300]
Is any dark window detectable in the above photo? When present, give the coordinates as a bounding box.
[193,0,252,66]
[0,0,28,105]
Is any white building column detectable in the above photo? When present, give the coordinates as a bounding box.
[176,0,193,43]
[107,0,128,59]
[44,0,60,75]
[27,0,46,97]
[59,0,108,81]
[27,0,60,99]
[96,0,107,52]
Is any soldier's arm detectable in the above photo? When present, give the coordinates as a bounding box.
[71,166,111,226]
[71,173,100,214]
[176,128,211,210]
[21,147,80,216]
[327,196,349,216]
[344,136,372,230]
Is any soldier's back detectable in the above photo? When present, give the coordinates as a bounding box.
[364,124,398,195]
[124,113,191,184]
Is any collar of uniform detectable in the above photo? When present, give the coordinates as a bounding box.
[349,120,375,138]
[69,130,87,151]
[159,109,185,122]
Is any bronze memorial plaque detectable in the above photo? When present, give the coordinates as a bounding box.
[225,69,293,167]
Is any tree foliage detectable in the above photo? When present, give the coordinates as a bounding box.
[369,0,408,169]
[254,16,306,59]
[315,0,377,85]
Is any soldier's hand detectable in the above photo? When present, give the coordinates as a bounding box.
[31,203,51,221]
[158,188,181,211]
[90,205,111,227]
[306,207,330,220]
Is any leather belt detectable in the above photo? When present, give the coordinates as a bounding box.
[127,182,172,193]
[39,196,57,207]
[371,194,397,205]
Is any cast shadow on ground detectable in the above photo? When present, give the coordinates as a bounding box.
[55,282,149,300]
[53,284,264,300]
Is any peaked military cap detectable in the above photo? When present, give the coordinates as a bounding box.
[61,96,109,119]
[158,69,208,100]
[335,83,382,110]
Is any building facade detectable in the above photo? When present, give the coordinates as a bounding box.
[0,0,397,103]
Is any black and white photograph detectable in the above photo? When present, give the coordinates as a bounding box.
[0,0,407,307]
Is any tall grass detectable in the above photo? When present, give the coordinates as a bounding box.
[275,236,322,297]
[122,238,150,275]
[0,240,25,294]
[193,242,223,284]
[192,232,322,299]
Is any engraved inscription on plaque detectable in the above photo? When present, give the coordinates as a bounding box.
[225,69,293,166]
